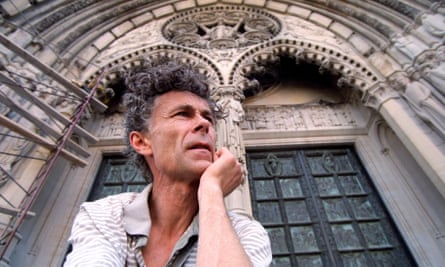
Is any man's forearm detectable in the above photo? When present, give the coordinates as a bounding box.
[197,185,253,267]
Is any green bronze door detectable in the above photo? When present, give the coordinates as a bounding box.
[246,146,416,267]
[88,155,146,201]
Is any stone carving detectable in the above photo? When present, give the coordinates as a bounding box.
[417,50,445,97]
[363,83,401,111]
[368,52,398,76]
[213,86,245,163]
[392,34,426,60]
[212,86,249,213]
[392,73,445,136]
[52,0,151,52]
[424,61,445,96]
[163,5,280,50]
[282,16,341,46]
[97,113,124,138]
[372,0,419,19]
[420,13,445,39]
[33,0,97,33]
[241,104,359,131]
[326,1,394,38]
[97,21,161,62]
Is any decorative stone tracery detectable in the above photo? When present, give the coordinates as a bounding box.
[162,5,281,50]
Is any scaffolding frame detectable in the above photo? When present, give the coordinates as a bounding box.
[0,32,106,259]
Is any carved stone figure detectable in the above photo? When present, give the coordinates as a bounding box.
[392,34,425,59]
[214,86,246,163]
[418,50,445,97]
[420,13,445,38]
[213,86,249,213]
[393,74,445,136]
[422,59,445,97]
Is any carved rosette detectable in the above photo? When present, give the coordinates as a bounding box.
[162,5,281,50]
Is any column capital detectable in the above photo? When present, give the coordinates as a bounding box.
[362,81,400,111]
[211,85,245,103]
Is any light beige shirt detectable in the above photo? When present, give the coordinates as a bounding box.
[65,185,272,266]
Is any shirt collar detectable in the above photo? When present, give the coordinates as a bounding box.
[122,184,199,244]
[123,185,152,236]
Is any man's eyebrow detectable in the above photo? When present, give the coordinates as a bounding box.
[171,104,194,112]
[171,104,213,115]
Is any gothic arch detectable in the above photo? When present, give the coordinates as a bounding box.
[82,44,224,105]
[230,38,382,108]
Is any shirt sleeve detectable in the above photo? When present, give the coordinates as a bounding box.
[63,206,126,267]
[229,212,272,267]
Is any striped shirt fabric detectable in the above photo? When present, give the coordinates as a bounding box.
[64,186,272,267]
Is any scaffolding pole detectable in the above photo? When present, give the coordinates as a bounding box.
[0,69,107,259]
[0,33,107,112]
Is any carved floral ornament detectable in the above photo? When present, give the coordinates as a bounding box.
[162,5,281,50]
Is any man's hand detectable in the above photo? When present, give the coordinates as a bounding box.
[199,147,243,198]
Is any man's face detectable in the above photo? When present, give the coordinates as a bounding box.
[144,91,216,181]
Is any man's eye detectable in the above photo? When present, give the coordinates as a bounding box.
[175,111,188,117]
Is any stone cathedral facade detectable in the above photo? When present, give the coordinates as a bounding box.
[0,0,444,266]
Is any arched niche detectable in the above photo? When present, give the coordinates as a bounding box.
[230,39,382,102]
[82,45,224,116]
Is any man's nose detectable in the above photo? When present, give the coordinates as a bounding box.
[193,114,210,133]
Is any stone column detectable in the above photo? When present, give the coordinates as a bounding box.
[364,82,445,198]
[379,98,445,197]
[213,85,252,216]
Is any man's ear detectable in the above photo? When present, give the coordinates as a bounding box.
[129,131,152,156]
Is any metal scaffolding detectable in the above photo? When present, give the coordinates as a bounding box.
[0,32,106,259]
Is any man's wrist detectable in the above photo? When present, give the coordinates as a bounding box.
[198,179,224,203]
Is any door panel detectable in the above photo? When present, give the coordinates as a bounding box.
[88,156,145,201]
[247,147,416,267]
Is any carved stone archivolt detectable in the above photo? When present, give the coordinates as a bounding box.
[230,39,381,103]
[87,45,224,113]
[162,5,281,50]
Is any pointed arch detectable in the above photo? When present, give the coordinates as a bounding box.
[230,39,383,108]
[84,44,224,88]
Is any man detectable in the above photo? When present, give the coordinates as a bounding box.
[64,58,272,266]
